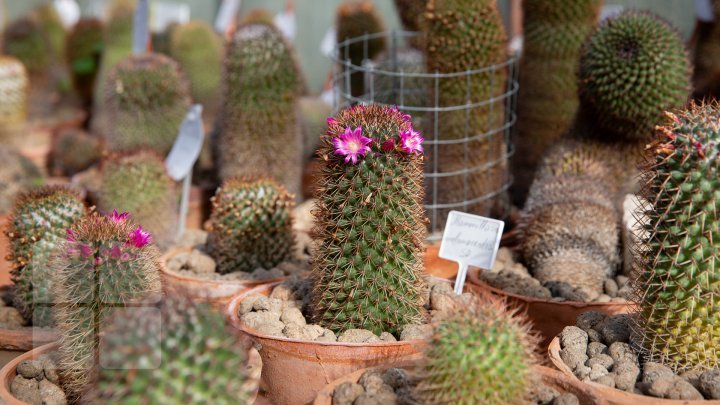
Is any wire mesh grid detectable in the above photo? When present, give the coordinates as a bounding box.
[331,30,518,239]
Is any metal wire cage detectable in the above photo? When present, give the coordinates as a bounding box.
[331,30,518,239]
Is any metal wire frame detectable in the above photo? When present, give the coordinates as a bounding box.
[331,30,519,240]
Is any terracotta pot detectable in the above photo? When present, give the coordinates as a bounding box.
[313,364,608,405]
[468,269,634,348]
[423,245,457,279]
[0,342,263,404]
[548,337,720,405]
[227,278,480,405]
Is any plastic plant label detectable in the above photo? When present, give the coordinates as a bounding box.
[215,0,242,34]
[132,0,149,55]
[320,26,337,57]
[274,8,296,41]
[165,104,204,181]
[439,211,504,295]
[53,0,80,28]
[696,0,715,22]
[150,1,190,33]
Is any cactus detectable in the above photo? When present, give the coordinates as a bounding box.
[511,0,602,206]
[94,0,136,108]
[310,105,427,336]
[207,178,295,274]
[0,146,43,214]
[2,15,51,75]
[631,103,720,372]
[218,22,303,196]
[34,3,66,60]
[66,18,104,107]
[414,296,537,404]
[692,1,720,100]
[50,212,162,400]
[422,0,509,221]
[50,128,102,177]
[92,295,253,403]
[168,21,223,113]
[98,151,178,250]
[336,0,387,98]
[6,186,86,326]
[103,53,191,154]
[0,56,29,134]
[393,0,427,37]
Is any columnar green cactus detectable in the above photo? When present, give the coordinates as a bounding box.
[50,128,102,176]
[94,0,136,107]
[169,21,222,113]
[310,105,427,336]
[92,296,253,403]
[98,151,178,250]
[218,22,303,196]
[34,3,66,60]
[66,18,104,106]
[512,0,602,205]
[692,1,720,100]
[0,146,42,214]
[336,0,386,98]
[6,187,86,326]
[50,212,162,400]
[103,53,191,154]
[207,178,295,274]
[414,297,537,404]
[0,56,29,133]
[2,15,51,75]
[632,103,720,372]
[422,0,509,221]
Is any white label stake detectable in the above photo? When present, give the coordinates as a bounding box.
[439,211,504,295]
[132,0,149,55]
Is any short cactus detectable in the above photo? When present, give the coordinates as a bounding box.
[103,53,191,154]
[207,178,295,274]
[218,22,303,196]
[2,15,51,75]
[50,212,162,401]
[66,18,104,106]
[98,151,178,250]
[92,295,254,403]
[631,103,720,372]
[6,186,86,326]
[310,105,427,336]
[0,56,29,133]
[414,296,538,404]
[50,128,102,177]
[0,146,43,214]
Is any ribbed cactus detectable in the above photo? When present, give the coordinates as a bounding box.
[66,18,104,107]
[94,0,136,108]
[422,0,509,221]
[50,212,161,401]
[92,296,253,403]
[207,178,295,274]
[218,22,303,196]
[310,105,427,336]
[50,128,102,176]
[2,15,51,75]
[692,1,720,100]
[632,103,720,372]
[414,297,537,404]
[98,151,178,250]
[169,21,222,113]
[0,146,42,214]
[103,53,191,154]
[0,56,28,133]
[6,187,86,326]
[34,3,66,60]
[512,0,602,206]
[336,0,386,98]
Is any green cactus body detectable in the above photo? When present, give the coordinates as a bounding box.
[633,104,720,372]
[0,146,42,214]
[336,0,386,98]
[393,0,427,36]
[6,187,86,326]
[414,297,537,404]
[218,22,303,196]
[310,105,427,336]
[422,0,509,221]
[98,151,178,250]
[51,213,161,400]
[0,56,28,134]
[103,53,191,154]
[207,178,295,274]
[169,21,222,113]
[50,128,101,177]
[93,296,252,403]
[512,0,602,206]
[66,18,104,106]
[34,4,66,60]
[95,0,136,108]
[2,16,51,76]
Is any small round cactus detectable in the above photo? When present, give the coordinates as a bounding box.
[50,128,102,177]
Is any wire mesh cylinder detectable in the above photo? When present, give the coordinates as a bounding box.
[331,30,518,239]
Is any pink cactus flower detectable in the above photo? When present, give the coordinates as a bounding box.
[333,126,372,164]
[327,117,337,126]
[129,226,151,248]
[66,229,76,242]
[110,245,122,259]
[79,244,93,258]
[381,138,396,152]
[399,128,424,155]
[109,210,130,223]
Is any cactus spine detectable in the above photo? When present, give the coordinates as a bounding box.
[310,105,427,336]
[632,103,720,372]
[207,178,295,274]
[51,212,162,400]
[218,22,303,196]
[66,18,104,107]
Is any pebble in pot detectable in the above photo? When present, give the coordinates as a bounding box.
[11,354,66,405]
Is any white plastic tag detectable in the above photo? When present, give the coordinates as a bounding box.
[165,104,204,181]
[53,0,80,28]
[150,1,190,33]
[320,26,336,57]
[439,211,504,295]
[696,0,715,22]
[132,0,149,55]
[215,0,242,34]
[274,9,296,41]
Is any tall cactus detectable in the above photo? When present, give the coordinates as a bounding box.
[66,18,104,107]
[50,212,162,401]
[218,22,303,196]
[2,15,51,76]
[34,3,66,61]
[0,56,28,136]
[632,103,720,372]
[310,105,427,336]
[98,151,178,250]
[6,187,86,326]
[0,146,42,214]
[207,178,295,274]
[511,0,602,206]
[94,0,136,109]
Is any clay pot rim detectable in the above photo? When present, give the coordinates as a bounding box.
[547,337,720,404]
[467,267,636,310]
